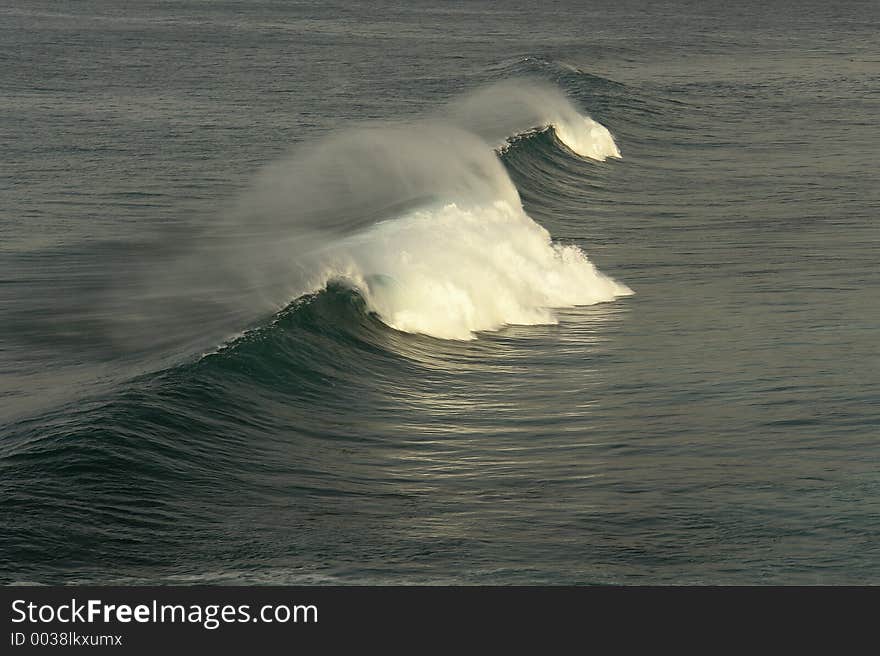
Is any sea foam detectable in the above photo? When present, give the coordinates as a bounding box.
[310,200,632,340]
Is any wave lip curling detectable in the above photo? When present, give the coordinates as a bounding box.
[445,78,622,161]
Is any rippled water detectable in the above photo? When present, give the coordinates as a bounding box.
[2,0,878,584]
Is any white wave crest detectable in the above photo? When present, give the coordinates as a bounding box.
[311,200,632,340]
[445,79,621,161]
[553,115,621,160]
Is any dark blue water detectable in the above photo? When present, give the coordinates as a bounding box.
[2,0,878,584]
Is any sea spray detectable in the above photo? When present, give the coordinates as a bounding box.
[443,79,621,160]
[67,80,629,353]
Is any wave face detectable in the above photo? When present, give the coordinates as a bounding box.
[128,80,630,345]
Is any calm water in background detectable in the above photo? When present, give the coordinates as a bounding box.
[1,0,878,584]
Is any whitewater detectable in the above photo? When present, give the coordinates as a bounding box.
[197,79,630,342]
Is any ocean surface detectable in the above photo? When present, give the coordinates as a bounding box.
[1,0,878,584]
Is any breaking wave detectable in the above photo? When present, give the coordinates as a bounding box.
[203,79,630,341]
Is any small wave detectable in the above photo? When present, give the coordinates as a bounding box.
[445,79,622,161]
